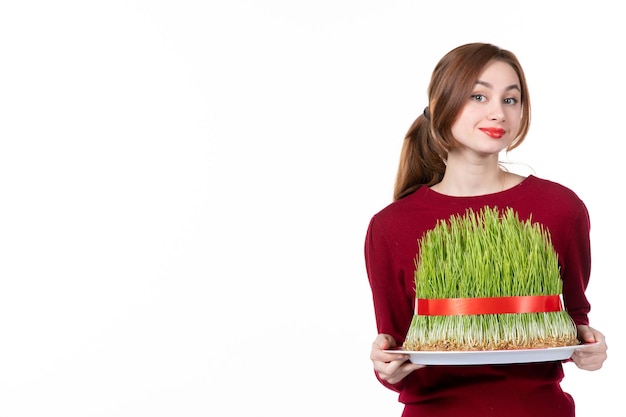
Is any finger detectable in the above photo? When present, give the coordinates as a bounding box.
[572,349,607,370]
[378,362,426,384]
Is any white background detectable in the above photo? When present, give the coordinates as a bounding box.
[0,1,621,416]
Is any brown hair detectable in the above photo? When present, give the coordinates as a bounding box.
[393,43,531,200]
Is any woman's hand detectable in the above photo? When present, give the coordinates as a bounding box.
[570,325,608,371]
[370,334,425,384]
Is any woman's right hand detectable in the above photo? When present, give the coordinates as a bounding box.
[370,334,425,384]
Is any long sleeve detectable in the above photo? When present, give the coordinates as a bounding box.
[559,201,591,325]
[364,215,413,392]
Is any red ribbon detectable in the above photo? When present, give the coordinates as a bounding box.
[415,295,563,316]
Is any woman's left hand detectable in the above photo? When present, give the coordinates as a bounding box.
[570,325,608,371]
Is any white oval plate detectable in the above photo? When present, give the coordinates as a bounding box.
[384,343,596,365]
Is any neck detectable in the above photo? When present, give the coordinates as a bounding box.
[431,157,506,197]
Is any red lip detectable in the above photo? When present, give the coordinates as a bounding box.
[479,127,506,139]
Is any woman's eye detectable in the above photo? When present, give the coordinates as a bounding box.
[471,94,486,102]
[504,97,519,105]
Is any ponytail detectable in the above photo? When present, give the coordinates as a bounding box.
[393,110,446,201]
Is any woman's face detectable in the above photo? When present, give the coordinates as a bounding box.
[450,60,522,156]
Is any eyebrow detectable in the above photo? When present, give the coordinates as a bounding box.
[476,80,521,92]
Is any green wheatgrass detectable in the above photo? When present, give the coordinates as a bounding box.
[403,206,579,351]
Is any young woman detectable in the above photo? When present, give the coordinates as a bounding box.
[364,43,608,417]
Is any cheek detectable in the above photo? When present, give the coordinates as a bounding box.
[508,116,522,135]
[506,108,522,124]
[450,124,464,141]
[450,112,471,135]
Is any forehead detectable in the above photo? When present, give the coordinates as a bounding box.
[476,60,520,88]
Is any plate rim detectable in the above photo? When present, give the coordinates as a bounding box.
[384,342,595,355]
[382,342,597,365]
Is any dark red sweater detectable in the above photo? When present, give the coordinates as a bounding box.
[364,175,591,417]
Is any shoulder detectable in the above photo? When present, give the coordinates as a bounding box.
[366,186,436,243]
[370,186,428,222]
[524,175,585,205]
[519,176,589,226]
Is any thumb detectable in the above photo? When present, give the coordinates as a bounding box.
[578,325,596,343]
[375,334,396,350]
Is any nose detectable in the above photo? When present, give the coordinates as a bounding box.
[488,102,505,121]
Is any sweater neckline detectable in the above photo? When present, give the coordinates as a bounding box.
[417,174,536,203]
